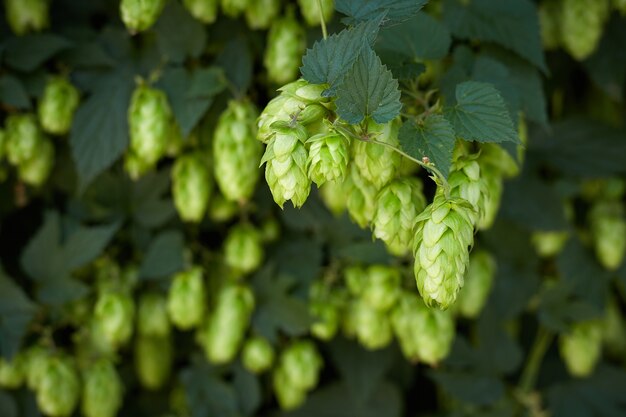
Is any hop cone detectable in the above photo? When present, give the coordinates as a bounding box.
[345,164,378,228]
[135,335,172,390]
[224,223,264,275]
[449,156,490,227]
[309,281,346,341]
[213,100,262,202]
[182,0,218,23]
[297,0,334,26]
[479,143,519,179]
[614,0,626,14]
[242,336,275,374]
[120,0,165,33]
[531,230,570,258]
[603,296,626,357]
[24,346,49,390]
[319,180,347,216]
[221,0,249,17]
[350,300,393,350]
[245,0,280,29]
[200,285,255,364]
[589,201,626,270]
[559,320,603,377]
[352,118,402,190]
[93,292,135,348]
[307,131,350,186]
[0,353,26,389]
[18,135,55,187]
[127,85,171,174]
[390,291,455,365]
[171,151,212,222]
[413,193,475,309]
[457,250,496,318]
[539,1,561,49]
[372,178,427,256]
[278,340,323,391]
[208,192,238,223]
[5,113,44,166]
[4,0,48,35]
[560,0,610,61]
[137,292,170,337]
[264,14,306,84]
[38,77,80,135]
[360,265,401,312]
[167,267,205,330]
[257,80,305,143]
[36,356,80,417]
[81,359,123,417]
[273,367,306,410]
[262,121,311,208]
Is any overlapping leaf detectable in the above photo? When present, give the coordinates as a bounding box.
[399,115,456,177]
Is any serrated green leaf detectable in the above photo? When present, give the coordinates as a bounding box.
[335,48,401,124]
[215,36,253,94]
[232,364,261,416]
[181,359,240,417]
[429,371,505,406]
[398,115,456,177]
[3,34,72,72]
[70,71,134,191]
[301,17,383,94]
[584,19,626,101]
[336,0,427,25]
[445,81,519,144]
[139,230,185,280]
[0,75,31,109]
[0,266,37,359]
[442,0,547,73]
[154,0,207,64]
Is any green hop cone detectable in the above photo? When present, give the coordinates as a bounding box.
[4,0,49,35]
[200,285,255,364]
[120,0,165,33]
[213,99,262,202]
[127,85,172,175]
[264,14,306,84]
[18,135,55,187]
[81,359,123,417]
[135,335,172,390]
[457,250,496,318]
[221,0,249,17]
[297,0,334,26]
[372,178,427,256]
[278,340,323,391]
[5,113,44,166]
[559,320,603,377]
[36,356,80,417]
[319,180,347,216]
[0,129,6,162]
[307,131,350,186]
[262,121,311,208]
[351,300,393,350]
[224,223,264,275]
[539,1,562,49]
[137,292,170,337]
[245,0,280,29]
[449,156,490,227]
[390,291,456,365]
[37,77,80,135]
[531,230,570,258]
[602,296,626,357]
[345,164,378,228]
[589,200,626,270]
[352,118,402,190]
[273,367,306,411]
[413,193,475,309]
[309,280,346,341]
[167,267,206,330]
[24,345,50,390]
[242,336,275,374]
[0,353,26,389]
[560,0,610,61]
[93,291,135,348]
[208,192,239,223]
[479,143,519,179]
[360,265,401,312]
[182,0,218,23]
[172,151,212,222]
[614,0,626,14]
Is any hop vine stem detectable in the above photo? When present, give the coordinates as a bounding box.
[317,0,328,39]
[518,325,554,394]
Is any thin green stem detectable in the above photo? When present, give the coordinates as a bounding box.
[519,325,554,394]
[317,0,328,39]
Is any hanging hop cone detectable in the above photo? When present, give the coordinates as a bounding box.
[4,0,49,35]
[120,0,166,33]
[413,193,475,309]
[345,163,378,228]
[137,292,171,337]
[5,113,44,166]
[171,151,212,222]
[372,178,427,256]
[307,130,350,186]
[223,223,264,275]
[359,265,402,312]
[273,366,306,411]
[276,340,323,392]
[37,76,80,135]
[182,0,218,23]
[531,230,570,258]
[349,300,393,350]
[559,320,603,377]
[81,359,123,417]
[135,335,172,390]
[309,280,347,341]
[24,346,50,391]
[18,135,55,187]
[36,355,81,417]
[448,155,490,228]
[539,1,562,50]
[213,99,262,202]
[262,121,312,208]
[242,336,275,374]
[319,180,347,216]
[93,291,135,349]
[167,267,206,330]
[264,13,306,85]
[457,249,496,318]
[245,0,281,29]
[602,296,626,357]
[589,200,626,271]
[221,0,249,17]
[560,0,610,61]
[0,353,26,389]
[297,0,334,26]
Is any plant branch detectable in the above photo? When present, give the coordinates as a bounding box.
[317,0,328,40]
[518,325,554,394]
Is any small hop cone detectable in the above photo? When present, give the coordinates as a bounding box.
[245,0,281,29]
[457,250,496,318]
[319,180,347,216]
[24,346,50,391]
[360,265,402,312]
[127,85,172,173]
[93,292,135,348]
[224,223,264,275]
[602,296,626,357]
[345,164,378,228]
[479,143,519,179]
[589,201,626,270]
[262,122,311,208]
[137,292,171,337]
[167,267,206,330]
[183,0,218,23]
[264,14,306,84]
[372,178,427,256]
[135,335,172,390]
[352,118,402,190]
[539,1,562,49]
[278,340,323,391]
[120,0,166,33]
[297,0,334,26]
[390,291,455,365]
[200,285,255,364]
[307,131,350,186]
[172,151,212,222]
[4,0,49,35]
[560,0,610,60]
[273,367,306,411]
[221,0,249,17]
[0,353,26,389]
[5,114,44,166]
[559,320,603,377]
[37,356,81,417]
[449,156,490,227]
[309,280,346,341]
[213,100,262,202]
[477,166,503,230]
[242,337,275,374]
[351,300,393,350]
[413,193,475,309]
[531,230,570,258]
[18,135,55,187]
[81,359,123,417]
[37,77,80,135]
[614,0,626,14]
